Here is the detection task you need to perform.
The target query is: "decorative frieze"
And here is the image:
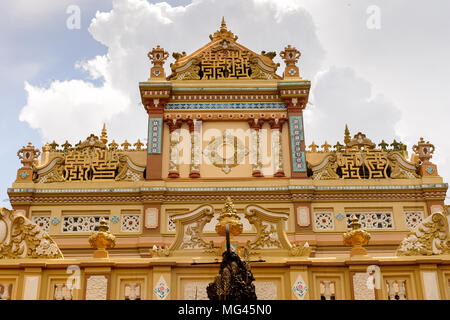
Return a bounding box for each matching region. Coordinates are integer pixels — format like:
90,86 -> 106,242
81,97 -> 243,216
289,116 -> 306,172
62,215 -> 109,233
345,212 -> 393,230
148,118 -> 162,154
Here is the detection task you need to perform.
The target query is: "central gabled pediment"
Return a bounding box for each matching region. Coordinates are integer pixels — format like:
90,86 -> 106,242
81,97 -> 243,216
168,18 -> 281,81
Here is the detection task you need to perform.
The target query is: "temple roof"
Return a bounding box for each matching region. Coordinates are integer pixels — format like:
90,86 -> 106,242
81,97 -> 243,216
167,17 -> 281,81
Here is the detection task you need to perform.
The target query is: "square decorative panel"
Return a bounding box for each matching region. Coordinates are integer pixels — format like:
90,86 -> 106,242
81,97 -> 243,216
120,214 -> 141,233
32,215 -> 50,233
404,211 -> 424,230
314,212 -> 334,231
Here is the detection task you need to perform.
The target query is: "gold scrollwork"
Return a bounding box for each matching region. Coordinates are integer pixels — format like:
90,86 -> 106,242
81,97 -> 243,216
0,208 -> 63,259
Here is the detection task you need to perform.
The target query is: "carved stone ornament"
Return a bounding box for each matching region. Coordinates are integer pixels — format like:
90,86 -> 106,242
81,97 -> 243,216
396,211 -> 449,256
33,130 -> 145,183
203,130 -> 249,174
309,137 -> 419,180
0,207 -> 63,259
168,18 -> 281,81
17,142 -> 40,168
168,205 -> 218,255
244,205 -> 310,256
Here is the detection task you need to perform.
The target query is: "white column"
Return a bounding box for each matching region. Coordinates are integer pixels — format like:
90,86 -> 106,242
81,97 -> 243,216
187,119 -> 202,178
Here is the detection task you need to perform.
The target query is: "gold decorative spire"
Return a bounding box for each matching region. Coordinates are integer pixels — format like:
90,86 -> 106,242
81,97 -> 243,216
215,196 -> 243,237
220,16 -> 227,31
88,218 -> 115,258
343,215 -> 371,257
308,141 -> 318,152
344,124 -> 351,145
100,123 -> 108,145
209,17 -> 238,41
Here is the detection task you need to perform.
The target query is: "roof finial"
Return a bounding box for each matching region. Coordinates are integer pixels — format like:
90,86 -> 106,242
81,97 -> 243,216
344,124 -> 351,145
221,16 -> 227,31
100,123 -> 108,145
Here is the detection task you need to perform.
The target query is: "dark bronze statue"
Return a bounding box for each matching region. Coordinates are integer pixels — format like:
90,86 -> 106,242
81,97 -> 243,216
207,225 -> 257,300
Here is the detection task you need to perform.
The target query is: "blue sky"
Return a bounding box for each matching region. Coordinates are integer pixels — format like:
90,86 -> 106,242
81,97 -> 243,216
1,0 -> 450,206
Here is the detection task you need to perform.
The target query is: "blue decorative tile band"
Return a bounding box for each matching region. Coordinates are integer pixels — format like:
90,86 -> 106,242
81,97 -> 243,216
165,102 -> 286,110
148,118 -> 162,154
289,116 -> 306,172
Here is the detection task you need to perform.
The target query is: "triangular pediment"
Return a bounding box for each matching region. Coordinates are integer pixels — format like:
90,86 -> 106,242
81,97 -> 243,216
168,18 -> 281,81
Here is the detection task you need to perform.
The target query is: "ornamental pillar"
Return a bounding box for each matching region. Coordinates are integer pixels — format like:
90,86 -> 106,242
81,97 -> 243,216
16,142 -> 40,182
247,118 -> 265,177
187,119 -> 202,178
145,98 -> 167,180
166,119 -> 183,178
284,97 -> 308,178
269,118 -> 286,177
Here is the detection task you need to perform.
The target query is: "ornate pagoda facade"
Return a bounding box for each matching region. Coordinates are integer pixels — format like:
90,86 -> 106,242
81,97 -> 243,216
1,19 -> 449,301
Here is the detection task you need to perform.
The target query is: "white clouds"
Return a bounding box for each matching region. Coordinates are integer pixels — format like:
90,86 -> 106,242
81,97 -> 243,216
16,0 -> 450,192
19,0 -> 324,143
305,66 -> 402,146
19,80 -> 129,142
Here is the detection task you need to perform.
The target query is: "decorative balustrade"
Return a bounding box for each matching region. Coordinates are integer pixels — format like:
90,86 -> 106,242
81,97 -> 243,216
386,279 -> 407,300
124,283 -> 141,300
320,281 -> 336,300
53,283 -> 73,300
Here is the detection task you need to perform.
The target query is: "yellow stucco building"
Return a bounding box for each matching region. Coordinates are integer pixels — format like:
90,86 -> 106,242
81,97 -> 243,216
1,19 -> 449,301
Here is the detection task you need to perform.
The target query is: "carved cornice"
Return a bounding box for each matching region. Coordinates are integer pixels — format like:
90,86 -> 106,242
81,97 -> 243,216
8,183 -> 448,204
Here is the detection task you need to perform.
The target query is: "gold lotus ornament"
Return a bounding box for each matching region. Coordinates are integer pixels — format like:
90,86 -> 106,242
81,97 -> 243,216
216,197 -> 243,237
343,215 -> 371,257
88,218 -> 116,258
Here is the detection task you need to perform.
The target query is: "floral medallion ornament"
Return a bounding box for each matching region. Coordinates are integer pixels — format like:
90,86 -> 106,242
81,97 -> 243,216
111,215 -> 119,224
51,217 -> 60,225
153,275 -> 170,300
292,275 -> 308,300
203,130 -> 249,174
336,212 -> 344,221
20,171 -> 29,179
